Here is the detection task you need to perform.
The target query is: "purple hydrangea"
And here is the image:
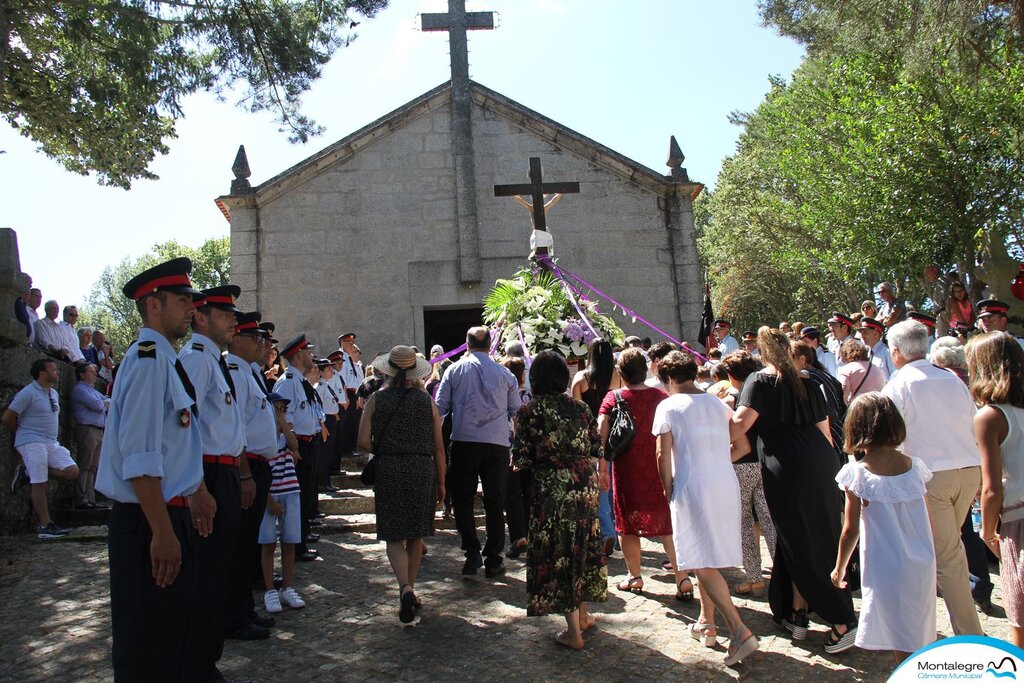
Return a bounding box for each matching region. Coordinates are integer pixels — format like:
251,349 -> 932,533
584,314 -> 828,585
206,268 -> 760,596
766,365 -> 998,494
563,321 -> 585,343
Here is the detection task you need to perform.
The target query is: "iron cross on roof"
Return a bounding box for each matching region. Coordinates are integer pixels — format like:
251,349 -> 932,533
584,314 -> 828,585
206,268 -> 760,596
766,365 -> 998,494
494,157 -> 580,257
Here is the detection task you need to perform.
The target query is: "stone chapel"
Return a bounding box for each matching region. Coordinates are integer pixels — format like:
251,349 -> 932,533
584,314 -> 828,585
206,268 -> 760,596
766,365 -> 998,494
217,2 -> 704,357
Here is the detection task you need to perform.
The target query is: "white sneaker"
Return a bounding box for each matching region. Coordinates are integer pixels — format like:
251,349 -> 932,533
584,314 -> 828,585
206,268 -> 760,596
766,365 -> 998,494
279,587 -> 305,609
264,589 -> 283,613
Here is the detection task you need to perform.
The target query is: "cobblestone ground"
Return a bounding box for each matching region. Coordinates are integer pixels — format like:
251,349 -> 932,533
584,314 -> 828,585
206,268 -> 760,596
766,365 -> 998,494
0,529 -> 1011,682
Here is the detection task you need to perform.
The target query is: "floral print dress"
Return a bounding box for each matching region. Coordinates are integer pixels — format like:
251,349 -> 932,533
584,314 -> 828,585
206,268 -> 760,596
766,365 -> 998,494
513,394 -> 608,616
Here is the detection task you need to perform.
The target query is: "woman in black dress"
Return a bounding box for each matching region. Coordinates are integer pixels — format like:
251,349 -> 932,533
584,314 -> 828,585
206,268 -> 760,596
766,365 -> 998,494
732,328 -> 858,654
357,346 -> 446,624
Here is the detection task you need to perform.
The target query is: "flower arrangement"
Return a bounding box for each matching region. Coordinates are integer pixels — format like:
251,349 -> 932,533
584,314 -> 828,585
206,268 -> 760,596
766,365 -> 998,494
483,266 -> 625,358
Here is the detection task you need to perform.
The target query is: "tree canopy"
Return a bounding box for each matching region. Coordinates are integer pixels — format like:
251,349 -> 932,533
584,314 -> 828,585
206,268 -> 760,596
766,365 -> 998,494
80,236 -> 230,354
0,0 -> 386,188
699,1 -> 1024,328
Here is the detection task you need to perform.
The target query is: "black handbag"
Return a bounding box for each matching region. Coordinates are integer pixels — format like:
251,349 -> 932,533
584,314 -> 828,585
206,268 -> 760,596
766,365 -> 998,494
360,389 -> 410,486
605,389 -> 636,461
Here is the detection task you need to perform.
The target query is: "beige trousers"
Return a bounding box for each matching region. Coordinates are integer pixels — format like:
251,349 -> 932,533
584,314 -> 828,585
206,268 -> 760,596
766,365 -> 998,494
927,466 -> 983,635
73,424 -> 102,506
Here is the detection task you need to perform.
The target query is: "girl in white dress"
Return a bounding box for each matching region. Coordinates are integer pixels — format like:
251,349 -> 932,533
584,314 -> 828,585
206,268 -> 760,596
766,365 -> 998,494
832,392 -> 936,662
653,351 -> 759,666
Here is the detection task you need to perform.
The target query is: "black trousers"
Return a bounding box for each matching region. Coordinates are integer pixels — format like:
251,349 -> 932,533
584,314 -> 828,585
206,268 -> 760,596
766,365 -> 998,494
294,438 -> 316,552
227,456 -> 271,630
504,465 -> 532,543
317,415 -> 340,488
187,462 -> 241,681
339,391 -> 361,454
109,502 -> 197,683
448,441 -> 509,565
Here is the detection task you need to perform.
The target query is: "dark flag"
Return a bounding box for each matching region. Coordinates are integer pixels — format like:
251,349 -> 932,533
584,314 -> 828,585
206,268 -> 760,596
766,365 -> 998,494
698,284 -> 717,351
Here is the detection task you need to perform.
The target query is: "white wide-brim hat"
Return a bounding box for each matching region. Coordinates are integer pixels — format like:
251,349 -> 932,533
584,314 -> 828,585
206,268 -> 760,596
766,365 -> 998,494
371,345 -> 432,381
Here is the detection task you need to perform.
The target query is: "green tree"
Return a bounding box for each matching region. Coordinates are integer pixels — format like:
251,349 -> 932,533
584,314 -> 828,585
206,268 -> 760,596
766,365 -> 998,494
80,236 -> 230,355
700,47 -> 1024,326
1,0 -> 386,189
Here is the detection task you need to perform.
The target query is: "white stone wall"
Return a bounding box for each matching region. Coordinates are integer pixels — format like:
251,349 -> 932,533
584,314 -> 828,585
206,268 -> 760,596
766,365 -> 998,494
231,95 -> 701,358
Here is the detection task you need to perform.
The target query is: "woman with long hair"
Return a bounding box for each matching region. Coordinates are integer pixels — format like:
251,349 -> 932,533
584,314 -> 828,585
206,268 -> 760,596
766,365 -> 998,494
946,281 -> 975,330
968,332 -> 1024,646
732,327 -> 858,654
572,339 -> 623,555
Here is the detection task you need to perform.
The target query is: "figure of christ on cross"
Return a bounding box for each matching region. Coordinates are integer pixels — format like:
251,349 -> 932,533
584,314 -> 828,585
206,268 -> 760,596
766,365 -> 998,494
494,156 -> 580,258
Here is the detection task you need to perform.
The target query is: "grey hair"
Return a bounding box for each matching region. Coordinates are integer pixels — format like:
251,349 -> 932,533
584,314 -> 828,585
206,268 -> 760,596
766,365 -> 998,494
77,327 -> 93,338
504,340 -> 525,357
888,320 -> 929,360
930,336 -> 966,370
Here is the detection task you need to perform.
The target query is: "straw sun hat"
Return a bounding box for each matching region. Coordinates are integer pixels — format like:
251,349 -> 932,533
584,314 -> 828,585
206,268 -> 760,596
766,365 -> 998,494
371,345 -> 432,381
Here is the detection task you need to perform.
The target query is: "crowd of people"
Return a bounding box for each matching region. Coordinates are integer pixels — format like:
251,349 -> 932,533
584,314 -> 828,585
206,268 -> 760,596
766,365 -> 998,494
5,257 -> 1024,679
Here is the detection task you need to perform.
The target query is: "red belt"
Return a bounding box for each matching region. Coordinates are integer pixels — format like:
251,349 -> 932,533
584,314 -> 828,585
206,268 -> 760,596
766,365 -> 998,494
167,496 -> 190,508
244,451 -> 265,461
295,435 -> 314,442
202,455 -> 239,466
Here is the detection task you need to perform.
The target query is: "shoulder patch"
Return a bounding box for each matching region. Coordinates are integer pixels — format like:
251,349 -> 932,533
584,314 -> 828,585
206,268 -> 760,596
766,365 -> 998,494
137,341 -> 157,359
285,371 -> 294,379
228,363 -> 238,370
191,342 -> 205,351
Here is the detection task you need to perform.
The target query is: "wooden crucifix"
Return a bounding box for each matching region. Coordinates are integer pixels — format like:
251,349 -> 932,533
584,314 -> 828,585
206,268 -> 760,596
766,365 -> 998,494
494,157 -> 580,258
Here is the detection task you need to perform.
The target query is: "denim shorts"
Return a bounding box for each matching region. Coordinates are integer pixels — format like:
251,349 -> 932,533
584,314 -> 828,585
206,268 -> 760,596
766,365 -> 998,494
258,491 -> 301,544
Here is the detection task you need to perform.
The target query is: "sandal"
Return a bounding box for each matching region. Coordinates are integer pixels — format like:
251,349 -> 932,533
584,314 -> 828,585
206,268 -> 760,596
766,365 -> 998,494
783,608 -> 808,640
675,577 -> 694,602
823,623 -> 858,654
689,621 -> 717,647
399,585 -> 416,624
616,576 -> 644,593
725,629 -> 759,666
733,581 -> 766,597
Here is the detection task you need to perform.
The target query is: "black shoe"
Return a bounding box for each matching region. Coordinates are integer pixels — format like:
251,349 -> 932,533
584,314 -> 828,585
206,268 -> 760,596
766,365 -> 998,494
318,485 -> 339,493
309,518 -> 324,527
296,549 -> 319,562
224,623 -> 270,640
313,511 -> 327,519
485,562 -> 506,578
462,554 -> 483,575
250,614 -> 275,628
304,533 -> 320,544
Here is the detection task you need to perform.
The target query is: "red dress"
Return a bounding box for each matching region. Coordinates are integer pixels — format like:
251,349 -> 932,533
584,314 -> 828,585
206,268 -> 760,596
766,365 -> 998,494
599,387 -> 673,536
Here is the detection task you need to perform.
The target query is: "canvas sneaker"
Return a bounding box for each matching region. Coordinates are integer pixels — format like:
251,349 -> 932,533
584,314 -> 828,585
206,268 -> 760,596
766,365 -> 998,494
11,463 -> 28,495
279,587 -> 305,609
263,589 -> 283,614
37,522 -> 69,540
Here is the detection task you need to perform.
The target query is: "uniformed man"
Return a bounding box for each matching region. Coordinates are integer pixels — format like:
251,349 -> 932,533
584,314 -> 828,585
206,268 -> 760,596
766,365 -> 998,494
315,357 -> 345,494
325,349 -> 350,477
908,311 -> 939,355
826,312 -> 859,370
274,334 -> 323,562
858,317 -> 894,379
96,257 -> 216,682
337,332 -> 363,455
712,319 -> 739,354
223,312 -> 280,641
740,330 -> 758,355
799,326 -> 837,376
178,286 -> 257,682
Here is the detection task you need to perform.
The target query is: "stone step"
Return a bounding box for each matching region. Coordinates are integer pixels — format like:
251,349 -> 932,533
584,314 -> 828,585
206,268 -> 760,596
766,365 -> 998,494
330,471 -> 364,488
318,512 -> 485,535
317,489 -> 375,515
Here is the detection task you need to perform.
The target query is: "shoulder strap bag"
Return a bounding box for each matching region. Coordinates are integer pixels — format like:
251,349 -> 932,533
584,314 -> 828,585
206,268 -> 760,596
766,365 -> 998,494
605,389 -> 637,462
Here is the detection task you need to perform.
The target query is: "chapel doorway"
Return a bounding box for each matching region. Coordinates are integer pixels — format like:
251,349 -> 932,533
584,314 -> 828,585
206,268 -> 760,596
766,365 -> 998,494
423,306 -> 484,357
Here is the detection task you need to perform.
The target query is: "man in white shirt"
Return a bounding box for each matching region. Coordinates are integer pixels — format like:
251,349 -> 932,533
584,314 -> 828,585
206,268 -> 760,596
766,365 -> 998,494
882,320 -> 983,636
33,300 -> 65,359
858,317 -> 893,379
825,312 -> 858,370
713,319 -> 739,354
57,305 -> 86,364
25,287 -> 41,345
799,327 -> 836,376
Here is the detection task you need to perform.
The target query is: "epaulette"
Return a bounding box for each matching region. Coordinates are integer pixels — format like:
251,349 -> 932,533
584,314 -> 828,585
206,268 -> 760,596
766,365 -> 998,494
137,341 -> 157,359
191,342 -> 205,351
228,363 -> 238,370
285,371 -> 294,379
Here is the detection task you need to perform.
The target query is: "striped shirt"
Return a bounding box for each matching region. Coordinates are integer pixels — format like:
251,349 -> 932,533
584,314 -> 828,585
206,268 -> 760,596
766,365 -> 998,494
267,450 -> 300,495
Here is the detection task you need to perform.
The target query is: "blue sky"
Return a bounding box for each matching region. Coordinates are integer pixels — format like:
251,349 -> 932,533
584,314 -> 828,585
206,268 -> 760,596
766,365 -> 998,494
0,0 -> 804,311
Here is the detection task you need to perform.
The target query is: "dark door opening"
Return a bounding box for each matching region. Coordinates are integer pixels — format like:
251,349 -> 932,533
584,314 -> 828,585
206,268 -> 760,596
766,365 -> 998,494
424,306 -> 484,357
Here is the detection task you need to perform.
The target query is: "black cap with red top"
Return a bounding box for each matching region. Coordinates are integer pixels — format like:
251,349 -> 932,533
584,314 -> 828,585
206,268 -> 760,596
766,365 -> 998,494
122,257 -> 204,302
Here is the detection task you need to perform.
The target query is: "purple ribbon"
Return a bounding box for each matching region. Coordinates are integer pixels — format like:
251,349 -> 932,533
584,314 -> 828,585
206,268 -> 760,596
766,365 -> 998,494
538,255 -> 708,364
429,343 -> 467,365
516,324 -> 532,367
